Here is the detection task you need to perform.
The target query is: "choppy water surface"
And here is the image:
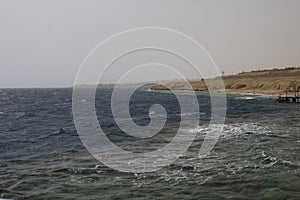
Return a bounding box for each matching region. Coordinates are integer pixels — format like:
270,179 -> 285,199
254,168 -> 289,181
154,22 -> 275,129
0,89 -> 299,199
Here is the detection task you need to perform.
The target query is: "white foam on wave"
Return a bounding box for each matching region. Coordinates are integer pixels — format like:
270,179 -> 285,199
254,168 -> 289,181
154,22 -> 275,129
15,112 -> 25,117
149,111 -> 156,115
234,93 -> 277,100
260,151 -> 295,168
178,112 -> 205,116
188,123 -> 271,138
258,94 -> 277,98
235,96 -> 256,100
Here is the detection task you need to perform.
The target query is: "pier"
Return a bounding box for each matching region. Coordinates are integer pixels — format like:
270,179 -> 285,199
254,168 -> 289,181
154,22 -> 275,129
276,87 -> 300,103
277,96 -> 300,103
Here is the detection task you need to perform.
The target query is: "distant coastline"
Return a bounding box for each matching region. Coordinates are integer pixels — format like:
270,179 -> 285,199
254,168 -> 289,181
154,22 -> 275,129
149,67 -> 300,95
75,67 -> 300,96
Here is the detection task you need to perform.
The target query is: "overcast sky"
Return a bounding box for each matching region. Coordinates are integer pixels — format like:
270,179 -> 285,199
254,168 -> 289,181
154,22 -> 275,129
0,0 -> 299,88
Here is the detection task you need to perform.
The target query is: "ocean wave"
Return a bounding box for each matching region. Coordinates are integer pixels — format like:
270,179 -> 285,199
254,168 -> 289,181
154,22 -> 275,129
235,96 -> 256,100
188,123 -> 271,138
234,94 -> 277,100
0,112 -> 25,117
177,112 -> 205,116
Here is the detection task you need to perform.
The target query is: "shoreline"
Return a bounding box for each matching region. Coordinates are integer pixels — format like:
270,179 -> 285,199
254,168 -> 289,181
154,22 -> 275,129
150,67 -> 300,96
223,89 -> 280,96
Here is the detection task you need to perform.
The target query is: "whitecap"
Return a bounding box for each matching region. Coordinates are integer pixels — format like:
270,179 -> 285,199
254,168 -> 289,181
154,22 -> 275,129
258,94 -> 277,98
235,96 -> 256,100
178,112 -> 203,116
149,111 -> 156,115
281,160 -> 293,165
187,123 -> 271,138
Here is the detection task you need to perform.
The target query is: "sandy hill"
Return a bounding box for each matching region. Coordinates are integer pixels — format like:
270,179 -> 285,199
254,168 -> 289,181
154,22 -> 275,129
151,67 -> 300,95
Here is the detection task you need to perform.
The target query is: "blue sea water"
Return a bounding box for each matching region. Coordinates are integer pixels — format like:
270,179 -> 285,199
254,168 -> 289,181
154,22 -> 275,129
0,88 -> 299,199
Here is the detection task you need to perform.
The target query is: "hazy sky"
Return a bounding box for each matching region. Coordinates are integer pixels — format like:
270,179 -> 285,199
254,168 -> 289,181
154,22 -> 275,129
0,0 -> 299,87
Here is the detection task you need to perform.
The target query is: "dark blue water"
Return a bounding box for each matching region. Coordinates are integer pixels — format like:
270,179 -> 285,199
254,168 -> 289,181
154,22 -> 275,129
0,88 -> 299,199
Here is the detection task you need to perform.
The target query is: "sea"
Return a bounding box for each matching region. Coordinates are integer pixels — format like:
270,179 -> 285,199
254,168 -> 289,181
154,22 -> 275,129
0,88 -> 299,199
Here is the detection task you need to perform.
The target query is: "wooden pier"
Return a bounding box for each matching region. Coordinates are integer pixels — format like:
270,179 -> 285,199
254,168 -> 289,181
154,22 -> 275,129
277,96 -> 300,103
276,87 -> 300,103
